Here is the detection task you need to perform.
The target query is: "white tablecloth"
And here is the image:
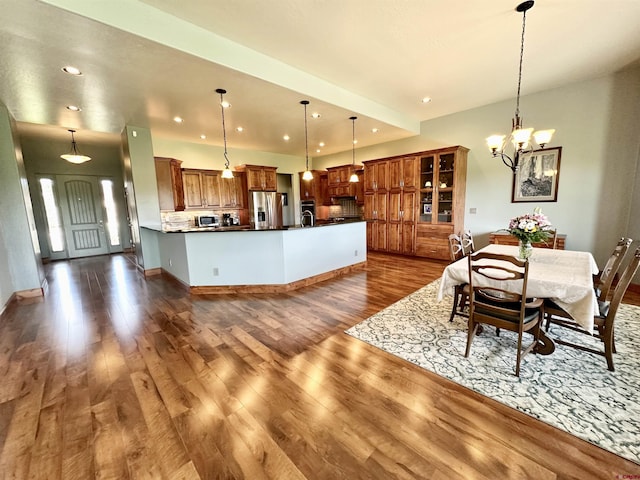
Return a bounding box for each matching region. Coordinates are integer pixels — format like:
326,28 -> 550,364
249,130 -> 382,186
437,244 -> 600,331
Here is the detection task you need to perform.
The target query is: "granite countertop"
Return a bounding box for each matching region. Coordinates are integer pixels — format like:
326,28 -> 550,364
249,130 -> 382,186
142,219 -> 364,233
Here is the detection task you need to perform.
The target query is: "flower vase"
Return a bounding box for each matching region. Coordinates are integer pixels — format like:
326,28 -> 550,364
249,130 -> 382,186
518,240 -> 533,260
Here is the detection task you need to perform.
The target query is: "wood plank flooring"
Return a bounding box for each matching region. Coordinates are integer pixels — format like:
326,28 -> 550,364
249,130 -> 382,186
0,251 -> 639,479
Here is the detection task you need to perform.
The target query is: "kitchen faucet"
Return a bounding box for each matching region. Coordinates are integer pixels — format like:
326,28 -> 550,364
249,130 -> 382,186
301,210 -> 314,227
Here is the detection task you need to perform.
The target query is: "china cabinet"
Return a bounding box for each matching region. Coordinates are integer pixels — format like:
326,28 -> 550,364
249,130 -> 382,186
416,146 -> 468,259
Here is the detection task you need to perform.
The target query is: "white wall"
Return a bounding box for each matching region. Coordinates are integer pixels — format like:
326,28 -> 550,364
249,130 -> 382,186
0,104 -> 44,303
315,70 -> 640,268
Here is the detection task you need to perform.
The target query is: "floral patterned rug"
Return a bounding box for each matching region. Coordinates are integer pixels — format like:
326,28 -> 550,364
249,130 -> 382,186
345,279 -> 640,465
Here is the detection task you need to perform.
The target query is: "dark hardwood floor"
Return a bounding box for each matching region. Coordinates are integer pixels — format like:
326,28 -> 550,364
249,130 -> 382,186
0,251 -> 639,479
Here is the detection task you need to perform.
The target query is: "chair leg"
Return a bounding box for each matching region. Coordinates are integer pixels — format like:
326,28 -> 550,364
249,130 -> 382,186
449,286 -> 460,322
465,319 -> 478,358
602,325 -> 615,371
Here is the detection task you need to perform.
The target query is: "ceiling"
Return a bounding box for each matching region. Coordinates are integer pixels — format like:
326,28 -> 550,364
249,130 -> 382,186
3,0 -> 640,157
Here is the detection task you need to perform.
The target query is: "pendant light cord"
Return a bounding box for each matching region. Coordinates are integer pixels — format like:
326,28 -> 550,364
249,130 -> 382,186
351,116 -> 357,166
301,100 -> 310,170
218,89 -> 230,168
514,8 -> 528,122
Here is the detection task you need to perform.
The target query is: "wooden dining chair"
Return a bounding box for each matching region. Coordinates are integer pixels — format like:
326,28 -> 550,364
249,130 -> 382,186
594,237 -> 633,302
546,228 -> 558,249
461,229 -> 475,256
466,251 -> 543,376
545,247 -> 640,371
447,234 -> 470,322
448,233 -> 464,262
544,237 -> 633,329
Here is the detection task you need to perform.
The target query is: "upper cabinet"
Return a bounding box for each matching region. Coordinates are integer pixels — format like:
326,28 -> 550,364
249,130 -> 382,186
154,157 -> 185,211
220,174 -> 246,208
326,164 -> 362,198
182,169 -> 221,209
237,165 -> 277,191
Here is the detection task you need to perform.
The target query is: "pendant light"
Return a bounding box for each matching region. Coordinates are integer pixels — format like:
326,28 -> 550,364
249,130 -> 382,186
60,129 -> 91,164
216,88 -> 234,179
348,116 -> 359,183
486,0 -> 555,173
300,100 -> 313,181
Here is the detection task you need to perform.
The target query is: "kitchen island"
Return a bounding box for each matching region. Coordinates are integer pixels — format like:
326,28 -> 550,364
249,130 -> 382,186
141,221 -> 366,293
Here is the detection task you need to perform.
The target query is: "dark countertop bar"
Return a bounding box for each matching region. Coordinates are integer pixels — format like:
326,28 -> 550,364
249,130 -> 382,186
143,218 -> 364,233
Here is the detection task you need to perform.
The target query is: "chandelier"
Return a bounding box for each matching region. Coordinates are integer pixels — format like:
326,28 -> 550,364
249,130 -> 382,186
216,88 -> 234,179
60,129 -> 91,164
486,0 -> 554,173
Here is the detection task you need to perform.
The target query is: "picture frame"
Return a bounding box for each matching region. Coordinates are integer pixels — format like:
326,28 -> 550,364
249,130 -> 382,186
423,203 -> 432,214
512,146 -> 562,203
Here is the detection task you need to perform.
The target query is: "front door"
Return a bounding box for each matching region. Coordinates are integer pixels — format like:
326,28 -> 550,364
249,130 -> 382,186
58,175 -> 110,258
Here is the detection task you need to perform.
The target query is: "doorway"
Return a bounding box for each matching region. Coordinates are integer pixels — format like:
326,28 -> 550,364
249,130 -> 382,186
38,174 -> 124,259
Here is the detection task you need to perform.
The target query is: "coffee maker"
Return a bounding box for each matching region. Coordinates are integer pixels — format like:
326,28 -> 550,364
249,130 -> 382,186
222,213 -> 233,226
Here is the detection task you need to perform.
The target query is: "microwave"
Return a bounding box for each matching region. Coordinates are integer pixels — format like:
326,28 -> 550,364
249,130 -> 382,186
195,215 -> 219,227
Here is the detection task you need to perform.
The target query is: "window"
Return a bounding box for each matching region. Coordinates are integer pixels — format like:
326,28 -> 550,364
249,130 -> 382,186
100,179 -> 120,246
39,178 -> 65,252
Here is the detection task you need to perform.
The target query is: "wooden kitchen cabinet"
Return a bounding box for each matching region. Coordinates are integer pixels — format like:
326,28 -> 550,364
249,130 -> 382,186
154,157 -> 185,211
364,191 -> 388,251
355,169 -> 364,205
220,173 -> 246,208
299,170 -> 327,203
364,154 -> 418,255
238,165 -> 277,191
326,164 -> 362,198
364,146 -> 467,259
182,169 -> 221,209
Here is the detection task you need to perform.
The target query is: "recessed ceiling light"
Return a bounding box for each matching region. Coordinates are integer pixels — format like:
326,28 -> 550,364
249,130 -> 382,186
421,97 -> 432,104
236,126 -> 243,132
316,149 -> 321,153
66,105 -> 81,111
353,139 -> 358,145
283,135 -> 290,141
173,116 -> 183,123
319,142 -> 325,147
371,128 -> 379,133
200,134 -> 206,139
62,66 -> 82,76
311,112 -> 321,118
221,101 -> 231,108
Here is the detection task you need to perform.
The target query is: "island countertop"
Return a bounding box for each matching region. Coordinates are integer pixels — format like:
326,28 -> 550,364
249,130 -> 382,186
142,218 -> 364,233
141,220 -> 367,293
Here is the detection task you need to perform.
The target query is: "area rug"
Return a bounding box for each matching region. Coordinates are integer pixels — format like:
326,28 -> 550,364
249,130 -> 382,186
345,279 -> 640,464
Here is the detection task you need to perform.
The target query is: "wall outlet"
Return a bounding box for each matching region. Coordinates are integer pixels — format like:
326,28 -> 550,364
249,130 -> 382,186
469,207 -> 477,214
354,249 -> 358,257
169,258 -> 172,266
213,267 -> 219,276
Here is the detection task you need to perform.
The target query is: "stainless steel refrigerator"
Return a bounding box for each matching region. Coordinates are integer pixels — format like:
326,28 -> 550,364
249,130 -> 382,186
249,191 -> 283,229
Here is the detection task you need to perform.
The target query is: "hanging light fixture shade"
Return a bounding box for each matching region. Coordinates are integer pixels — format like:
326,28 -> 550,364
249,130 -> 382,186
300,100 -> 313,181
486,0 -> 555,173
60,129 -> 91,164
216,88 -> 234,179
348,116 -> 359,183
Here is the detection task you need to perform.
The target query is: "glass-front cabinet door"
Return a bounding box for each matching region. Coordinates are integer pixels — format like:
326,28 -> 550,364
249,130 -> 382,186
419,151 -> 455,225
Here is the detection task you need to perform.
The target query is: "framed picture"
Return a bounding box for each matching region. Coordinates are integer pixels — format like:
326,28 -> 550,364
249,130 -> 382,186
423,203 -> 432,214
512,146 -> 562,203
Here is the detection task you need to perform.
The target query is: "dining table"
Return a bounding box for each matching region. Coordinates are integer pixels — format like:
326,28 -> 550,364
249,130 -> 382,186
437,244 -> 600,354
